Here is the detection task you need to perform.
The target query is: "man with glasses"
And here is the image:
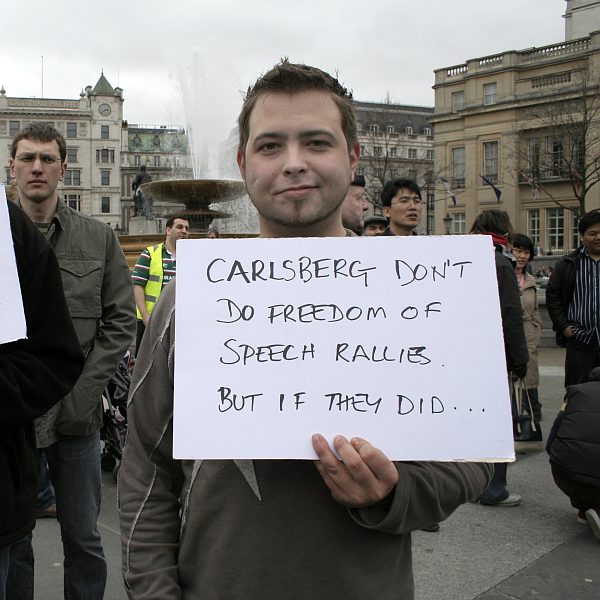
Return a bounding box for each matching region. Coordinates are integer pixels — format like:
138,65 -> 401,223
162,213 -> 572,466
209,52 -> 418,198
8,123 -> 135,600
380,178 -> 423,236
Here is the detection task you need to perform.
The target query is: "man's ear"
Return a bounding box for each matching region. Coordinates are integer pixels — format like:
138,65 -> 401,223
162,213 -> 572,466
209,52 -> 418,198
59,161 -> 67,182
9,158 -> 15,178
236,148 -> 246,182
383,205 -> 391,219
349,142 -> 360,175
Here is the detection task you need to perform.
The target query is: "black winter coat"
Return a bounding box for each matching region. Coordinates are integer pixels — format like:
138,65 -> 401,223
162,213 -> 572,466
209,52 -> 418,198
0,201 -> 84,547
545,248 -> 581,347
548,367 -> 600,489
494,245 -> 529,377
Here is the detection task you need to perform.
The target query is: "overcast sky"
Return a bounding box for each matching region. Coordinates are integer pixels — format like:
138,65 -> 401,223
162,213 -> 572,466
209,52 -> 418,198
2,0 -> 567,145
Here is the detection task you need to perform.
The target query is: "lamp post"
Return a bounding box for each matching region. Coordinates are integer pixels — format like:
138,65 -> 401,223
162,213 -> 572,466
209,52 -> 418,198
443,213 -> 453,235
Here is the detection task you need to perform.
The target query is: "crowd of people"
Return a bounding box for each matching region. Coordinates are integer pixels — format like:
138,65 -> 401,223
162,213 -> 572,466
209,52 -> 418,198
2,60 -> 599,600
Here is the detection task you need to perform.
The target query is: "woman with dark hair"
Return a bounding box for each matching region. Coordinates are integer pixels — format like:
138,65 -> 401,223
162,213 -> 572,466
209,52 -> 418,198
470,210 -> 529,506
511,233 -> 542,420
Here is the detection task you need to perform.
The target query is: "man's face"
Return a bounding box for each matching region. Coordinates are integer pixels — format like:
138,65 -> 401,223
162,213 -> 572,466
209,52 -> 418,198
341,185 -> 369,233
581,222 -> 600,258
363,222 -> 387,236
237,90 -> 359,237
383,187 -> 422,235
9,139 -> 65,205
166,219 -> 190,246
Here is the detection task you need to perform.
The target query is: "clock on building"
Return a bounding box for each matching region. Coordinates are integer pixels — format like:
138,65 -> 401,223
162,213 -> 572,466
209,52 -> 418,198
98,103 -> 111,116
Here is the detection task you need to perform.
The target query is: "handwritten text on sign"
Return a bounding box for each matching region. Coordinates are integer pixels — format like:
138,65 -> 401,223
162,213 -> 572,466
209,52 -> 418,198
174,235 -> 514,461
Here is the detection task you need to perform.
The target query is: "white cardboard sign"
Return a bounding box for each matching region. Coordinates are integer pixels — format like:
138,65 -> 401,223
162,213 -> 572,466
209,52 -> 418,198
174,235 -> 515,462
0,186 -> 27,344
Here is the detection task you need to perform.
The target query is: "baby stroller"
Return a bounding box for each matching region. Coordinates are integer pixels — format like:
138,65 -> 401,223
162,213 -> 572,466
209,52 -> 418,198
100,353 -> 132,481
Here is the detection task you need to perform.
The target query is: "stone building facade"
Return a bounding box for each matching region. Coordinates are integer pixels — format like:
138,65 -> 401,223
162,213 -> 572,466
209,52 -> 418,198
354,101 -> 434,233
0,73 -> 192,233
430,30 -> 600,246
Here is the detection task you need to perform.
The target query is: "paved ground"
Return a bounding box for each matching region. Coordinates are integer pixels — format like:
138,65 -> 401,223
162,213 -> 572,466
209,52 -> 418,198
31,346 -> 599,599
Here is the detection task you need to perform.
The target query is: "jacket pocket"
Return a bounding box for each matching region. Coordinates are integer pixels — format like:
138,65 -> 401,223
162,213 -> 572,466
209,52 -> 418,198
58,258 -> 103,318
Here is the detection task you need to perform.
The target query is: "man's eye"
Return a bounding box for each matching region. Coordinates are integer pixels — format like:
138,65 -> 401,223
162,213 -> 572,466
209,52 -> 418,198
308,140 -> 329,148
259,142 -> 280,152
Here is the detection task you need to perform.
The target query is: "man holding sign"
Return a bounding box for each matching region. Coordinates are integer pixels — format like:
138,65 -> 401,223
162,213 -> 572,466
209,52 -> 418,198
120,61 -> 492,600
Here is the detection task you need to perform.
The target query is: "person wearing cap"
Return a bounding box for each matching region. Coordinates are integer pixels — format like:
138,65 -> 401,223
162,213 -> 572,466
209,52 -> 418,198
547,208 -> 600,387
341,173 -> 369,234
380,178 -> 422,236
363,215 -> 388,236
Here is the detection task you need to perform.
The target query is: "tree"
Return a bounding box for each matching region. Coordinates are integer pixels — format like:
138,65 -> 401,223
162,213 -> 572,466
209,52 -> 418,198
517,69 -> 600,217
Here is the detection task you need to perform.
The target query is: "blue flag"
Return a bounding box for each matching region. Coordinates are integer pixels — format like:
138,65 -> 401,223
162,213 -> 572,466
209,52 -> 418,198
480,175 -> 502,202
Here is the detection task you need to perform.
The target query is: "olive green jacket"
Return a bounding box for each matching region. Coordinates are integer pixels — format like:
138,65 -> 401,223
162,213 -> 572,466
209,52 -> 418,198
40,199 -> 135,436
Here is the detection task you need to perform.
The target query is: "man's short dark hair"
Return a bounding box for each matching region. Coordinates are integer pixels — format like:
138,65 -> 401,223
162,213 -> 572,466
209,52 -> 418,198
380,178 -> 421,207
469,209 -> 513,236
511,233 -> 535,262
166,213 -> 189,229
11,123 -> 67,162
578,209 -> 600,235
237,59 -> 356,154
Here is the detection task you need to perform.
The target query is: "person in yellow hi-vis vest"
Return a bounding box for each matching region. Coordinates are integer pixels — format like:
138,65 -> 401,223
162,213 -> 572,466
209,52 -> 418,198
131,213 -> 189,354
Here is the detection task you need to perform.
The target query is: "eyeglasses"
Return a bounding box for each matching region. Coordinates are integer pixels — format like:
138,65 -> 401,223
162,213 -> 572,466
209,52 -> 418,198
391,195 -> 422,206
15,153 -> 62,165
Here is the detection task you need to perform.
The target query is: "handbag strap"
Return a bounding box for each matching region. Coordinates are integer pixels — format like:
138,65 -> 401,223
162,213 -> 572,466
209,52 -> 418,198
518,380 -> 539,432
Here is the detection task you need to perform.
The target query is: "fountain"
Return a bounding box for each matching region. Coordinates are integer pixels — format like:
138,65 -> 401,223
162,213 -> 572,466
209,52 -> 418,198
139,178 -> 247,232
123,49 -> 257,246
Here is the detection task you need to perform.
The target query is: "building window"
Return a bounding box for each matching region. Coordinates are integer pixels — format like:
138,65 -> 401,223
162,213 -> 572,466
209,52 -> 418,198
408,148 -> 418,159
387,125 -> 395,133
427,149 -> 434,160
546,137 -> 564,178
451,146 -> 466,188
424,127 -> 432,137
528,209 -> 540,246
453,212 -> 466,235
370,124 -> 379,133
373,146 -> 383,157
101,125 -> 109,140
154,155 -> 161,167
374,167 -> 384,178
134,154 -> 141,167
451,91 -> 465,112
64,169 -> 81,186
96,149 -> 115,163
63,194 -> 81,211
483,141 -> 499,183
357,122 -> 362,132
390,168 -> 398,179
9,120 -> 20,137
388,147 -> 397,158
101,170 -> 110,185
483,82 -> 497,106
101,197 -> 111,213
546,208 -> 564,251
66,122 -> 77,139
408,169 -> 417,181
66,148 -> 78,163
